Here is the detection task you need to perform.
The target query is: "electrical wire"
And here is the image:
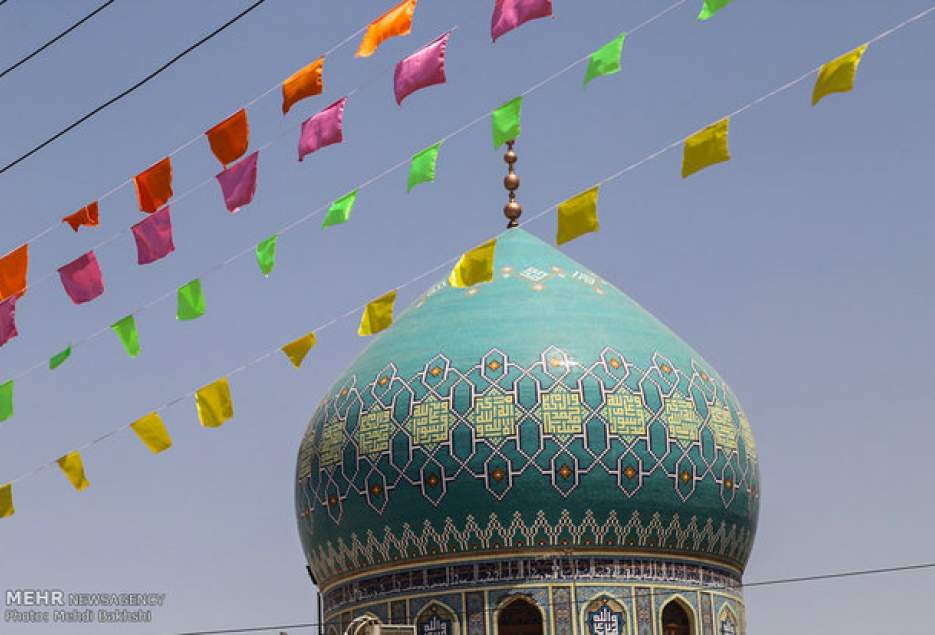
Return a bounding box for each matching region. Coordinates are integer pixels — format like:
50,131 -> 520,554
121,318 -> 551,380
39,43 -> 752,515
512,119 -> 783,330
0,0 -> 116,80
0,0 -> 268,176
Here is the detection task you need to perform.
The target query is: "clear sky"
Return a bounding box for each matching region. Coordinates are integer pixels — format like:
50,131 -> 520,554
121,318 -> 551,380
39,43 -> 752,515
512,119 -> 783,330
1,1 -> 933,633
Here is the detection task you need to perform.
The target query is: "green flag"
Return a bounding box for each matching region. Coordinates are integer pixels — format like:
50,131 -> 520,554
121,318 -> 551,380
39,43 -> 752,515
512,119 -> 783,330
49,346 -> 71,370
492,96 -> 522,149
585,32 -> 626,86
322,190 -> 358,229
177,279 -> 205,321
111,315 -> 140,358
698,0 -> 733,20
0,380 -> 12,422
407,142 -> 442,192
256,235 -> 278,277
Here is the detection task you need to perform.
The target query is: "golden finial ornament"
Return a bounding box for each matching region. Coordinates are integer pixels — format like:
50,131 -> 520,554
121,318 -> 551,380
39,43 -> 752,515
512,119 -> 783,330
503,140 -> 521,228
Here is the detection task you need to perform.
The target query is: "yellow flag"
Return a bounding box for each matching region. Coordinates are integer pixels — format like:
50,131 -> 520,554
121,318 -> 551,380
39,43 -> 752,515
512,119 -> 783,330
282,332 -> 317,368
812,44 -> 868,106
195,377 -> 233,428
449,239 -> 497,288
556,186 -> 600,246
130,412 -> 173,454
358,290 -> 397,336
0,483 -> 13,518
682,118 -> 731,178
57,451 -> 89,491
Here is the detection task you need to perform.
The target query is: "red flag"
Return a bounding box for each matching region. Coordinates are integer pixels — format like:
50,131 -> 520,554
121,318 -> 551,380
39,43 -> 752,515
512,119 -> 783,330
0,244 -> 28,300
0,296 -> 17,347
62,201 -> 99,232
133,157 -> 173,213
205,109 -> 249,167
58,251 -> 104,304
394,32 -> 450,105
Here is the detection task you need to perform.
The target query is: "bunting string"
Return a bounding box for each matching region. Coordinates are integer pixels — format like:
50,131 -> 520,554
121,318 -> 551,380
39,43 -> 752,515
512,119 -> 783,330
4,0 -> 934,495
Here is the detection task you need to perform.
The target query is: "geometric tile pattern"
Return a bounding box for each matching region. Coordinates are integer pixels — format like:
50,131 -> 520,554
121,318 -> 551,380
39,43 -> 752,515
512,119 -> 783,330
708,405 -> 737,451
602,393 -> 650,439
536,386 -> 588,440
356,408 -> 393,456
472,391 -> 517,442
664,395 -> 704,445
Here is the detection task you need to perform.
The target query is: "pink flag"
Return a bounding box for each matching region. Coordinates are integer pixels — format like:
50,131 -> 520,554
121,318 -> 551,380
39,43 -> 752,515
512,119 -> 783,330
491,0 -> 552,42
394,32 -> 450,105
0,295 -> 17,347
216,151 -> 259,213
58,251 -> 104,304
131,206 -> 175,264
298,97 -> 347,162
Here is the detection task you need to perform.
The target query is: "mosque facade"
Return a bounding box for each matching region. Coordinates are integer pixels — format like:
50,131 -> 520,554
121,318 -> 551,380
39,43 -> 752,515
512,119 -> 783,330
295,228 -> 759,635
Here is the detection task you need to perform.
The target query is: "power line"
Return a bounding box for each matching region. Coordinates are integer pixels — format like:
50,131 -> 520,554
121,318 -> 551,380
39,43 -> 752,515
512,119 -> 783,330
173,561 -> 935,634
0,0 -> 268,177
0,0 -> 116,81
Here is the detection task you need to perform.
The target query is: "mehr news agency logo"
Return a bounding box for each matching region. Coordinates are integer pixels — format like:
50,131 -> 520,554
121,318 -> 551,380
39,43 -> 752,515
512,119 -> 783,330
4,589 -> 165,625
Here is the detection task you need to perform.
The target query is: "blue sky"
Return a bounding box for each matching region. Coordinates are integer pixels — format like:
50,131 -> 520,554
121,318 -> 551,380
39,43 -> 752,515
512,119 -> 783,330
1,1 -> 933,633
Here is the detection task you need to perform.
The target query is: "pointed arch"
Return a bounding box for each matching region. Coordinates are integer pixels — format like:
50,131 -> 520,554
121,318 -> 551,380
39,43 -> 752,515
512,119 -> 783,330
717,604 -> 738,635
494,594 -> 545,635
580,595 -> 627,635
659,594 -> 696,635
415,600 -> 460,635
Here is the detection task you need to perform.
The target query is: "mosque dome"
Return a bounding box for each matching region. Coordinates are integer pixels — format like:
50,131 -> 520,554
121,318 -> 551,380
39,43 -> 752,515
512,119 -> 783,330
295,228 -> 760,589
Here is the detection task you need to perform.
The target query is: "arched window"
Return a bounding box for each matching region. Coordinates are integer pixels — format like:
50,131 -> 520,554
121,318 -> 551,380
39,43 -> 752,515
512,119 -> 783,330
497,597 -> 543,635
661,599 -> 693,635
416,603 -> 458,635
719,607 -> 737,635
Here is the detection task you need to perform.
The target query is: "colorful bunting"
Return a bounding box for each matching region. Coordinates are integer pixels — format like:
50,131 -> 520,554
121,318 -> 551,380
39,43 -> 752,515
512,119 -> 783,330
57,451 -> 89,491
282,56 -> 324,114
133,157 -> 173,214
557,186 -> 600,245
407,141 -> 441,192
111,315 -> 140,358
812,44 -> 869,106
205,109 -> 249,167
449,239 -> 497,288
131,206 -> 175,265
697,0 -> 733,21
0,483 -> 12,518
492,97 -> 522,149
0,244 -> 28,300
130,412 -> 172,453
585,32 -> 626,86
358,289 -> 397,336
322,190 -> 358,229
57,251 -> 105,304
682,118 -> 731,178
0,296 -> 17,347
216,151 -> 259,213
256,235 -> 278,277
177,279 -> 205,321
298,97 -> 347,162
491,0 -> 553,42
62,201 -> 99,232
357,0 -> 417,58
394,32 -> 450,105
195,377 -> 233,428
49,346 -> 71,370
282,332 -> 317,368
0,380 -> 12,422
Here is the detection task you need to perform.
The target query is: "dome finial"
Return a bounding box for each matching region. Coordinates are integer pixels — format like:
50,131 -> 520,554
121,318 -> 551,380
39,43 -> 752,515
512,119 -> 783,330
503,140 -> 521,228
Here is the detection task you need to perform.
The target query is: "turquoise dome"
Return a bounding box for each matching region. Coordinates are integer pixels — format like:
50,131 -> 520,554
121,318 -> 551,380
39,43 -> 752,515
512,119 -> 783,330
295,229 -> 759,586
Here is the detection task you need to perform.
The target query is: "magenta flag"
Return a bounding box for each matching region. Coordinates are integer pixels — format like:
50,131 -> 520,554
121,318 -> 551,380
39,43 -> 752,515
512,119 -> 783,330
58,251 -> 104,304
298,97 -> 347,162
491,0 -> 552,42
394,32 -> 450,105
216,151 -> 259,213
0,295 -> 17,347
131,206 -> 175,264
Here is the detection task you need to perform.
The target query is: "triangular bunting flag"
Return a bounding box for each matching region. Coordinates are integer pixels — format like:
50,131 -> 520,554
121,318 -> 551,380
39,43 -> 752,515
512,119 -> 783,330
177,279 -> 205,321
130,412 -> 172,453
298,97 -> 347,161
407,142 -> 442,192
131,206 -> 175,265
282,332 -> 317,368
394,31 -> 450,105
111,315 -> 140,358
492,97 -> 522,149
556,186 -> 600,245
57,251 -> 105,304
256,235 -> 278,277
195,377 -> 233,428
205,109 -> 249,166
0,296 -> 17,348
282,56 -> 324,114
698,0 -> 733,21
322,190 -> 358,229
57,451 -> 89,491
0,483 -> 13,518
357,0 -> 417,58
133,157 -> 173,213
62,201 -> 99,232
812,44 -> 869,106
0,244 -> 28,300
216,151 -> 259,213
491,0 -> 553,42
682,118 -> 731,178
358,289 -> 397,336
449,239 -> 497,288
0,380 -> 12,422
49,346 -> 71,370
585,33 -> 626,86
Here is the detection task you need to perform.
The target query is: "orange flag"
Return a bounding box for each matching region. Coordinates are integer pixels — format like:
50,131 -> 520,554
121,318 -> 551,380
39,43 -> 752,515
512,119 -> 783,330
133,157 -> 173,213
205,109 -> 249,166
62,201 -> 99,232
0,244 -> 28,300
356,0 -> 417,58
282,56 -> 324,114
